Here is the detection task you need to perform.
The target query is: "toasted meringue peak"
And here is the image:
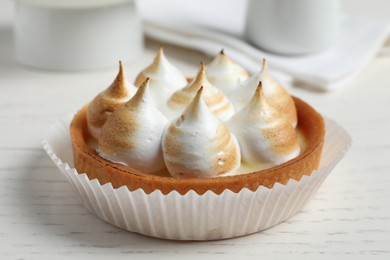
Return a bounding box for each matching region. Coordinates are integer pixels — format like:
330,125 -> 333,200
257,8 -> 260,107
106,61 -> 131,98
180,86 -> 205,121
228,83 -> 300,165
162,88 -> 241,178
133,47 -> 187,110
206,50 -> 249,95
166,62 -> 235,121
229,59 -> 298,127
245,82 -> 277,121
98,78 -> 168,173
87,61 -> 137,139
124,78 -> 151,109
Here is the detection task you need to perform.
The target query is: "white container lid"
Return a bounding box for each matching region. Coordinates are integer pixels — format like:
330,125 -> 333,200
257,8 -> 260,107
14,0 -> 144,70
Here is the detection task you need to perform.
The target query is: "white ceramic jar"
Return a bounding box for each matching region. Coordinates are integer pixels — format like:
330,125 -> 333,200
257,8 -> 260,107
245,0 -> 339,55
14,0 -> 143,70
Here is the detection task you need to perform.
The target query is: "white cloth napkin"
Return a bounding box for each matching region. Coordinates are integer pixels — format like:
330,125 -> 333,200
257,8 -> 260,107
139,0 -> 390,91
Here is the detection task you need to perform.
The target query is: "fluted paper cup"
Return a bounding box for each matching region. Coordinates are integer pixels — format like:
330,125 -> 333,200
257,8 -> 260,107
42,115 -> 351,240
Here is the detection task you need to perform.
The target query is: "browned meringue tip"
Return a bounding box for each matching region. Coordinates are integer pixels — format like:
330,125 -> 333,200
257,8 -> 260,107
136,77 -> 150,95
249,81 -> 268,108
194,86 -> 204,102
125,77 -> 150,107
106,60 -> 129,98
261,58 -> 269,72
187,63 -> 209,89
141,77 -> 150,87
197,85 -> 204,94
183,86 -> 204,119
219,49 -> 225,55
253,81 -> 264,98
255,81 -> 263,94
196,62 -> 206,78
155,46 -> 164,63
116,60 -> 125,82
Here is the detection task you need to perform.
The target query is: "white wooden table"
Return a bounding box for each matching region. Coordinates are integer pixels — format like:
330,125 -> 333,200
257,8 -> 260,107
1,1 -> 389,259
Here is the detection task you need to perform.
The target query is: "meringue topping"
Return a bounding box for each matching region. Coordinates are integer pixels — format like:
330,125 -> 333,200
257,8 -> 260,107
134,47 -> 187,111
229,59 -> 298,127
98,78 -> 168,173
206,50 -> 249,95
166,62 -> 235,121
87,61 -> 137,139
162,87 -> 241,178
228,83 -> 300,165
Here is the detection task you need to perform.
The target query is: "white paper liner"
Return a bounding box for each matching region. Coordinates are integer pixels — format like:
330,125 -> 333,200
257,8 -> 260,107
42,116 -> 351,240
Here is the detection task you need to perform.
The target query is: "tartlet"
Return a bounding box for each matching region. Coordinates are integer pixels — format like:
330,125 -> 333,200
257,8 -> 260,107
70,49 -> 325,195
42,48 -> 353,241
70,95 -> 325,195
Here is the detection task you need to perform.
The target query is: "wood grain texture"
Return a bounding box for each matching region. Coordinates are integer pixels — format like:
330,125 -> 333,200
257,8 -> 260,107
1,1 -> 390,258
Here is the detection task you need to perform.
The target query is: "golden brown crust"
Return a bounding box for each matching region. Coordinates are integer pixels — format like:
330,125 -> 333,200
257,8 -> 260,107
70,97 -> 325,195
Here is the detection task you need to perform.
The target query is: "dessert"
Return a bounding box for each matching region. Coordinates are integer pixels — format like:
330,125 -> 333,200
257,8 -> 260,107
70,49 -> 325,195
98,79 -> 168,173
42,48 -> 355,241
134,47 -> 187,113
87,61 -> 137,139
229,59 -> 298,127
228,83 -> 300,165
166,63 -> 235,121
206,50 -> 249,95
163,87 -> 240,178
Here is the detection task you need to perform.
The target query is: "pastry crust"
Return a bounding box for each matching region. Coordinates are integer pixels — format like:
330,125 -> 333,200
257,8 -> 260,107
70,97 -> 325,195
